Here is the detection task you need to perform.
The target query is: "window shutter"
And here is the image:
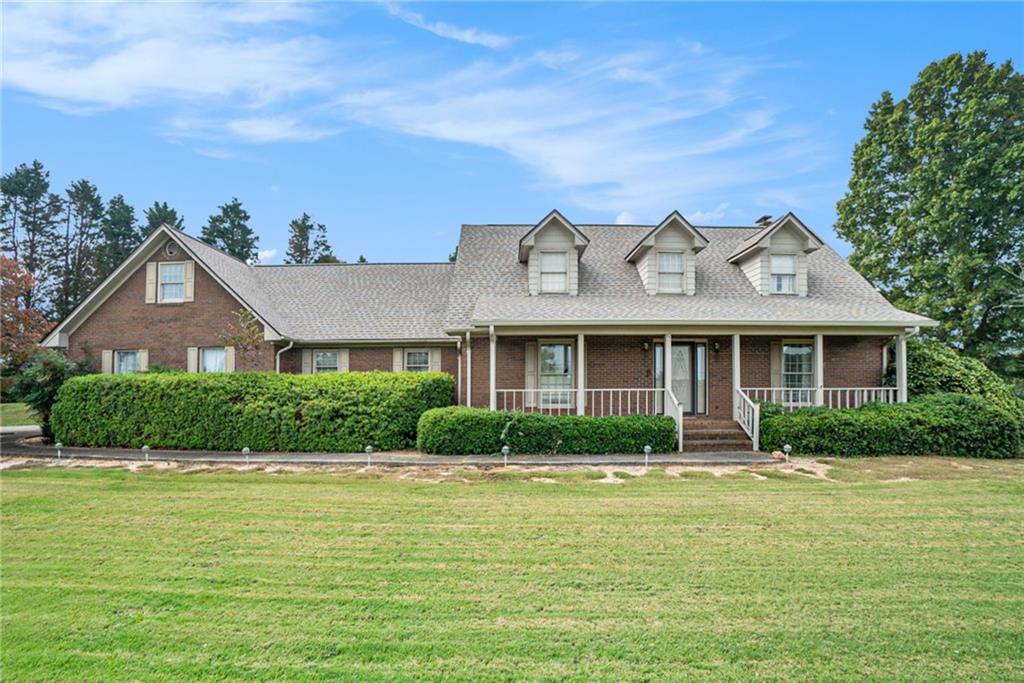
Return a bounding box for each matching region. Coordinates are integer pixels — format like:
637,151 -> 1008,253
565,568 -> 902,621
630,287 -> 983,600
525,341 -> 538,408
145,263 -> 157,303
101,350 -> 113,374
183,261 -> 195,302
138,349 -> 149,372
770,342 -> 782,388
301,349 -> 312,374
392,348 -> 404,372
339,349 -> 350,372
429,348 -> 441,372
187,347 -> 199,373
224,346 -> 235,372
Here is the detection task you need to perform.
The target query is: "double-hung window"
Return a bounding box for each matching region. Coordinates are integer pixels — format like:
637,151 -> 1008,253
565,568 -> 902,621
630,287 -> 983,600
200,347 -> 226,373
114,350 -> 139,374
540,252 -> 568,293
539,343 -> 573,408
782,342 -> 813,404
314,351 -> 339,373
159,262 -> 186,302
405,349 -> 430,372
770,255 -> 796,294
657,252 -> 684,293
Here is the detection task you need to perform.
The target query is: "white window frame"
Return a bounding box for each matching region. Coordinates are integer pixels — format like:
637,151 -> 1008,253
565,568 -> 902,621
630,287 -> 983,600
313,350 -> 340,373
781,340 -> 814,403
404,348 -> 430,372
200,346 -> 226,373
539,251 -> 568,294
114,350 -> 140,374
656,251 -> 685,293
158,262 -> 187,303
539,341 -> 574,408
770,254 -> 797,294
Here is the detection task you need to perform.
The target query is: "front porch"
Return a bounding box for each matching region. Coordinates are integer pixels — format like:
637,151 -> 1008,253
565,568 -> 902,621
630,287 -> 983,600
460,330 -> 911,452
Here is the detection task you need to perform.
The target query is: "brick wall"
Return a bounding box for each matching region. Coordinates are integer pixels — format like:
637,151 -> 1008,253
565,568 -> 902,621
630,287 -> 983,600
68,240 -> 276,371
739,335 -> 888,388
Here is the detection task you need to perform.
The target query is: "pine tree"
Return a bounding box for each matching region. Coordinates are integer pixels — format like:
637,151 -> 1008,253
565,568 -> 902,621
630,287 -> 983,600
201,198 -> 259,262
284,213 -> 335,264
95,195 -> 142,280
0,161 -> 64,312
356,255 -> 368,264
54,180 -> 104,318
144,201 -> 184,234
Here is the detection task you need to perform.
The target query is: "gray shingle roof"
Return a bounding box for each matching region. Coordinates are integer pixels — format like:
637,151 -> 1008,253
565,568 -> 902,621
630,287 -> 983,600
446,224 -> 933,329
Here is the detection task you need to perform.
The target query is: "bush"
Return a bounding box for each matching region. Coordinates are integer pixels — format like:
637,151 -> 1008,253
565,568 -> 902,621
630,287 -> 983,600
896,338 -> 1024,421
760,393 -> 1022,459
417,406 -> 678,455
13,350 -> 93,438
52,371 -> 454,452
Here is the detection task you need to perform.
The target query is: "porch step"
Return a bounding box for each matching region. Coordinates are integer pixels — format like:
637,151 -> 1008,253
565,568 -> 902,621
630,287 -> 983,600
682,418 -> 753,452
683,439 -> 757,453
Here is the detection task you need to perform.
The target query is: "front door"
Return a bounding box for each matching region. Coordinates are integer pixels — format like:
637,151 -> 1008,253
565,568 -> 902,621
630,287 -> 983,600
654,342 -> 707,415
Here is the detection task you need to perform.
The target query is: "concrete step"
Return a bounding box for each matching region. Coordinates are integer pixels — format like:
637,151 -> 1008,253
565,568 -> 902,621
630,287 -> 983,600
685,429 -> 750,441
683,439 -> 756,453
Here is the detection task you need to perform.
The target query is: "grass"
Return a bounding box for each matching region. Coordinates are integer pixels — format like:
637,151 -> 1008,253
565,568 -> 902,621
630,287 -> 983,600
2,458 -> 1022,681
0,402 -> 37,426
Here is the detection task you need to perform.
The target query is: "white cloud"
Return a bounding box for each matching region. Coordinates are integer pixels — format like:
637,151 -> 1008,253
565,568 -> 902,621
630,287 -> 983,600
257,248 -> 278,263
690,203 -> 729,223
615,212 -> 637,225
383,3 -> 512,49
226,117 -> 335,143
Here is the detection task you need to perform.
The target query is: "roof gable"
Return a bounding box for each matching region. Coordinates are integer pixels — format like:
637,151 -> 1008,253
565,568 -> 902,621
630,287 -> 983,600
727,212 -> 824,263
518,209 -> 590,262
625,211 -> 709,262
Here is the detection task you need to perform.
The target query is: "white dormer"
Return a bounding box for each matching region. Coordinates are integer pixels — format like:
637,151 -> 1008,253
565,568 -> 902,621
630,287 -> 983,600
519,210 -> 589,296
625,211 -> 709,295
727,212 -> 823,297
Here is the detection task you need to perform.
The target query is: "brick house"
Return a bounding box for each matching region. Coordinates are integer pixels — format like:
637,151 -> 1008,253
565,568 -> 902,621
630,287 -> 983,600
43,210 -> 935,451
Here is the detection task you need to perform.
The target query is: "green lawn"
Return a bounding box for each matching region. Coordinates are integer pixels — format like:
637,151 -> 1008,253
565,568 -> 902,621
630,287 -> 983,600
2,458 -> 1022,681
0,402 -> 37,426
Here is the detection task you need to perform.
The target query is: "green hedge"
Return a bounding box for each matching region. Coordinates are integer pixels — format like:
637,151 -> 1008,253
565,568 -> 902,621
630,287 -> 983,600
417,406 -> 678,455
52,371 -> 454,452
760,393 -> 1022,459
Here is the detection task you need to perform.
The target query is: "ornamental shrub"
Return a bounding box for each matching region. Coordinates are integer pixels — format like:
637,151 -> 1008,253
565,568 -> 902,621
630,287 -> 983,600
13,350 -> 94,438
417,406 -> 678,455
52,371 -> 454,452
760,393 -> 1022,459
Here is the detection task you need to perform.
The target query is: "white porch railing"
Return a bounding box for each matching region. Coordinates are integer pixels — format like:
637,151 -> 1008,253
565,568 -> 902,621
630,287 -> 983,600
741,387 -> 898,412
734,388 -> 760,452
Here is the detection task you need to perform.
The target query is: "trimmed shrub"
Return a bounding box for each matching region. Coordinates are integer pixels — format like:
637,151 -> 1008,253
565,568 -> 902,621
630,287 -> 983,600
895,339 -> 1024,421
52,371 -> 454,452
760,393 -> 1022,459
417,406 -> 678,455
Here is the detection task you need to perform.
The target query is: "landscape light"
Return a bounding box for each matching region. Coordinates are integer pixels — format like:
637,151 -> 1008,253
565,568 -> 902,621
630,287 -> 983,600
501,445 -> 510,466
365,445 -> 373,466
783,444 -> 792,462
142,444 -> 150,462
242,446 -> 250,464
55,443 -> 63,460
643,444 -> 652,468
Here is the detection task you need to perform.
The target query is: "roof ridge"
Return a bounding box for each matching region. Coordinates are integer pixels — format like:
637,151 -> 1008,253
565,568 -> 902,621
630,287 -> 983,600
254,261 -> 453,268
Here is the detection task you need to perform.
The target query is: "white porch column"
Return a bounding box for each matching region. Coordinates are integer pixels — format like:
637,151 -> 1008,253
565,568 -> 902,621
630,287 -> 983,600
576,333 -> 585,416
488,326 -> 497,411
896,333 -> 908,403
663,333 -> 673,416
732,334 -> 741,420
465,331 -> 472,407
814,333 -> 824,406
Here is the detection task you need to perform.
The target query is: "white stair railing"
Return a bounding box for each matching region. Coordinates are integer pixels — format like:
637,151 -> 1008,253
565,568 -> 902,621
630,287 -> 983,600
741,387 -> 897,412
734,388 -> 760,452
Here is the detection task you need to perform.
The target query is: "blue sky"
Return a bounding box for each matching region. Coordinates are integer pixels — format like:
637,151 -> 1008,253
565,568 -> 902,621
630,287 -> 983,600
3,2 -> 1021,263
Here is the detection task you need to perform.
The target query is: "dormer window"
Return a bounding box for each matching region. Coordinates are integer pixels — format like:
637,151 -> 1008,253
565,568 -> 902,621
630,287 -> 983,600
770,255 -> 796,294
540,251 -> 568,293
657,252 -> 684,293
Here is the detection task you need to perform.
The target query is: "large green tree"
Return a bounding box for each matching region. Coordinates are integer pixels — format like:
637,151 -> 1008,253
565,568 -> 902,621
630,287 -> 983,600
836,51 -> 1023,378
284,213 -> 336,264
54,179 -> 104,318
144,201 -> 184,234
95,195 -> 142,280
201,198 -> 259,263
0,161 -> 64,311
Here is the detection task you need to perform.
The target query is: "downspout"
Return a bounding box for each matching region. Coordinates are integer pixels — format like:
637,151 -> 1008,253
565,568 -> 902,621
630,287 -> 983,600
275,340 -> 294,373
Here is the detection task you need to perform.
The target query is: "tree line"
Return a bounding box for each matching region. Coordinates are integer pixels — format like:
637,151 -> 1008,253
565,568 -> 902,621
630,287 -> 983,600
0,160 -> 355,323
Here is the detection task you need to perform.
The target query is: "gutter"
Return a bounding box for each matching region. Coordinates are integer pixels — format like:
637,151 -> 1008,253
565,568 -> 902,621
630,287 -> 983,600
275,340 -> 294,373
468,318 -> 938,329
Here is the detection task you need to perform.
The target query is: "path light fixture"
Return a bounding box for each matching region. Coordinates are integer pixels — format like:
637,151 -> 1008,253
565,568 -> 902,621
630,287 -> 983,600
643,444 -> 652,468
55,443 -> 63,460
365,445 -> 373,467
783,444 -> 792,463
242,446 -> 250,464
142,445 -> 150,462
501,445 -> 510,467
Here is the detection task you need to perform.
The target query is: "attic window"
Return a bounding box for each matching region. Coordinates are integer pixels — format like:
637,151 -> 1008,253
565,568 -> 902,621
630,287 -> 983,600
540,252 -> 567,293
158,262 -> 186,302
657,252 -> 684,293
770,255 -> 796,294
